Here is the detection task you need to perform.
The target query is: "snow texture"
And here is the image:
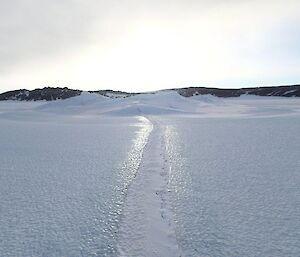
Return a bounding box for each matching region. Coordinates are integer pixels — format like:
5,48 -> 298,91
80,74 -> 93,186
0,91 -> 300,257
118,117 -> 179,257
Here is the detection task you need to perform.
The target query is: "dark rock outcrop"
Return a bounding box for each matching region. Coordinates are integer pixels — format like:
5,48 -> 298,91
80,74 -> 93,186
0,87 -> 82,101
176,85 -> 300,98
90,90 -> 139,98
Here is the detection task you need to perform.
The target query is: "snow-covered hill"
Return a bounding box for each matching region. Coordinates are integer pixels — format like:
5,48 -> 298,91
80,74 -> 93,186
0,90 -> 300,119
36,90 -> 300,118
1,84 -> 300,101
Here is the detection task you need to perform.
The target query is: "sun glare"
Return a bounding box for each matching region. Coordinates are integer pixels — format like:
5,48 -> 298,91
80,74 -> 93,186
67,24 -> 232,91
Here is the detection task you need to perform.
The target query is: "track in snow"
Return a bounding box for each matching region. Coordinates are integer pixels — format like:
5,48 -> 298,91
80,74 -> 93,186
118,116 -> 180,257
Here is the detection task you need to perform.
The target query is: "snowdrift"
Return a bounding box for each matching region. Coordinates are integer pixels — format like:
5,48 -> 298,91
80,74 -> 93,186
0,90 -> 299,119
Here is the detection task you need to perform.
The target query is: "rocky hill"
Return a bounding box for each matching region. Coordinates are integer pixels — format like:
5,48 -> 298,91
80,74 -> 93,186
176,84 -> 300,97
0,87 -> 82,101
0,84 -> 299,101
89,90 -> 139,98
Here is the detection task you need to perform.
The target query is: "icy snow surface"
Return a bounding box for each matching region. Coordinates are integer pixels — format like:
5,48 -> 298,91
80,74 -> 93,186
0,91 -> 300,257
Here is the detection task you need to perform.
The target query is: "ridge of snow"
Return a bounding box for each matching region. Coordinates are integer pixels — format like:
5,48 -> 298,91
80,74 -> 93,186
1,90 -> 299,119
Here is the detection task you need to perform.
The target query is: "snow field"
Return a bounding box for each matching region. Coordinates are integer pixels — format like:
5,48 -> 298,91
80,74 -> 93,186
0,91 -> 300,256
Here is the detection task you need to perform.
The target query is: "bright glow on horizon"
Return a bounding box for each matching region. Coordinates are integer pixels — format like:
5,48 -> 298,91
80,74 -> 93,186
1,0 -> 300,93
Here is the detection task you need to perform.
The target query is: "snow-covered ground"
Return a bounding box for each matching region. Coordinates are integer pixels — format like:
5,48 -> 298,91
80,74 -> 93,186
164,115 -> 300,257
0,91 -> 299,257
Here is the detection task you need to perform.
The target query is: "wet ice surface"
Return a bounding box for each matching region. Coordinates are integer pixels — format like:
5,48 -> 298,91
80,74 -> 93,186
0,113 -> 149,256
164,116 -> 300,257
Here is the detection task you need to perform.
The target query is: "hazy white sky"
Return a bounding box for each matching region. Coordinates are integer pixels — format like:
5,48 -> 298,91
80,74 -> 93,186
1,0 -> 300,93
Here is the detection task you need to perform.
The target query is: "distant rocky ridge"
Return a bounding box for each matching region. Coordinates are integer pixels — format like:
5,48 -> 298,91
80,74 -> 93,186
89,90 -> 139,98
0,85 -> 299,101
176,84 -> 300,97
0,87 -> 137,101
0,87 -> 81,101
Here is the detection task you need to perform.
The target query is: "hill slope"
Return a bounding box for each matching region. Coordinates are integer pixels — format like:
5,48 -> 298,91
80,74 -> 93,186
0,84 -> 299,101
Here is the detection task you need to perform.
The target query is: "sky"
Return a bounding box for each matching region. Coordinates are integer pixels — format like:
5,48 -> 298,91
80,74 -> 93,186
0,0 -> 300,93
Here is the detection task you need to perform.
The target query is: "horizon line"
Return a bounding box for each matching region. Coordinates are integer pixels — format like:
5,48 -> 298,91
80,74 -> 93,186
1,83 -> 300,95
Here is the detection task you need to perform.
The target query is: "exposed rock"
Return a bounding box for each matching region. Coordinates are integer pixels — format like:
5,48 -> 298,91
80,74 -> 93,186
0,87 -> 82,101
89,90 -> 139,98
175,85 -> 300,98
